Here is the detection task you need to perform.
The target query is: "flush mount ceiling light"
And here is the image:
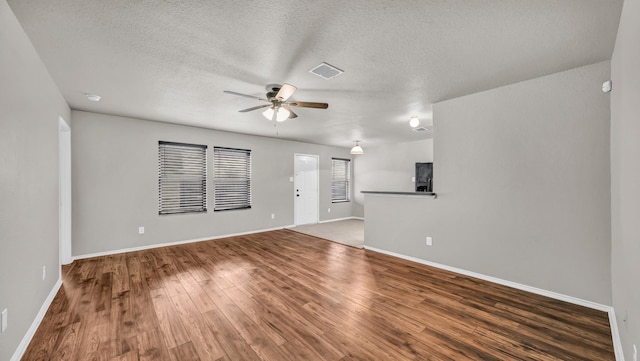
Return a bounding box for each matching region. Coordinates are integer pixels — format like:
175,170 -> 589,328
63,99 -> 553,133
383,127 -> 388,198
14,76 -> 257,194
350,140 -> 364,155
409,115 -> 420,128
85,93 -> 101,102
262,106 -> 291,122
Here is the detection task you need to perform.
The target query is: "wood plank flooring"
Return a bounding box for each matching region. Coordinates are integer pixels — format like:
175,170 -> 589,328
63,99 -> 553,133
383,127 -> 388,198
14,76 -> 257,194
22,229 -> 615,360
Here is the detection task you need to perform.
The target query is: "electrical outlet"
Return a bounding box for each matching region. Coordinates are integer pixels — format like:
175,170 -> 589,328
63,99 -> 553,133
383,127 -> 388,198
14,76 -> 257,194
1,308 -> 7,333
42,266 -> 46,280
426,237 -> 433,246
138,226 -> 144,234
328,208 -> 331,213
271,213 -> 275,219
411,176 -> 415,183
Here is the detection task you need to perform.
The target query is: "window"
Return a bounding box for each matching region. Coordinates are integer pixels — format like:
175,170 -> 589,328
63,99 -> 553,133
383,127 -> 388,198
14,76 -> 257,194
158,141 -> 207,214
214,147 -> 251,211
331,158 -> 350,202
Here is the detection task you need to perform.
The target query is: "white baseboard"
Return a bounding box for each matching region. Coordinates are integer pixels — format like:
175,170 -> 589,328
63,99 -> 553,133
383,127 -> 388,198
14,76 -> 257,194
11,278 -> 63,361
318,216 -> 364,224
608,308 -> 626,361
364,246 -> 610,310
73,225 -> 295,261
364,246 -> 625,361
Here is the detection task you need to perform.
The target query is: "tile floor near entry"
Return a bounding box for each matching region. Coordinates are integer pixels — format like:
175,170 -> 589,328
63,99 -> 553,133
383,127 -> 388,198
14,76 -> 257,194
288,219 -> 364,248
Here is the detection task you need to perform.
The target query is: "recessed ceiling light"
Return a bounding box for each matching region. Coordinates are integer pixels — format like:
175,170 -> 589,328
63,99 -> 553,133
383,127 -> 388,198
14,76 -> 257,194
85,94 -> 101,102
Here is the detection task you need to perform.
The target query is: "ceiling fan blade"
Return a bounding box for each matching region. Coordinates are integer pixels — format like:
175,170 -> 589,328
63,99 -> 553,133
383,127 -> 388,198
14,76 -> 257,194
284,106 -> 297,119
287,101 -> 329,109
275,83 -> 297,101
238,104 -> 271,112
223,90 -> 267,101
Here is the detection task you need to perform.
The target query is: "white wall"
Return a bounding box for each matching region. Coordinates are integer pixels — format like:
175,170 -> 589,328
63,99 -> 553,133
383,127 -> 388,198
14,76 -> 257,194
353,138 -> 433,217
363,61 -> 612,304
611,0 -> 640,358
71,110 -> 354,257
0,1 -> 71,359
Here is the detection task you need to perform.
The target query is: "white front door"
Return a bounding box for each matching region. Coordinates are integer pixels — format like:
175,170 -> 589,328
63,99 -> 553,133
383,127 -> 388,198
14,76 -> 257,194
294,154 -> 319,225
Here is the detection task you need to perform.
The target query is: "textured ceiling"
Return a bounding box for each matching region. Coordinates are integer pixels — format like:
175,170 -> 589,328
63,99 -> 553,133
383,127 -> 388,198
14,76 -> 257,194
8,0 -> 623,148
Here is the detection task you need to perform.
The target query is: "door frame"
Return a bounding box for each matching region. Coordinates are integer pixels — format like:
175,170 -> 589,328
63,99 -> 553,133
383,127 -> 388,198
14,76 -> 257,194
58,116 -> 72,266
293,153 -> 319,226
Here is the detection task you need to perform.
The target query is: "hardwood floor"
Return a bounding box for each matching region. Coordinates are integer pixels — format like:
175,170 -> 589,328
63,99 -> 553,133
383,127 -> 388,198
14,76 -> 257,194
22,229 -> 615,360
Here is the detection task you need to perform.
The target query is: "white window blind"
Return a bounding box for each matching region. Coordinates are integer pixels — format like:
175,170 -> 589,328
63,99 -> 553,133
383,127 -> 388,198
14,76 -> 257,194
331,158 -> 350,202
214,147 -> 251,211
158,141 -> 207,214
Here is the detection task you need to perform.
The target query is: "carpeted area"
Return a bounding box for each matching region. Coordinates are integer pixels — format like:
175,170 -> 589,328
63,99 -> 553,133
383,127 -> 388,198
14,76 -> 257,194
287,218 -> 364,248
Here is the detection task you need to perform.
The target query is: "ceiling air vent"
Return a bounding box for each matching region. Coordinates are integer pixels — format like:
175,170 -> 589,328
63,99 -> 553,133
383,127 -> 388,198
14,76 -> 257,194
412,127 -> 429,132
309,62 -> 344,80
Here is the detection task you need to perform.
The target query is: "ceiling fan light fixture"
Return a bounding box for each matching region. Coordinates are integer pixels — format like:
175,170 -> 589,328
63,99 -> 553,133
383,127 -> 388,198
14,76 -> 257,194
262,106 -> 291,122
410,115 -> 420,128
262,107 -> 275,120
276,107 -> 290,122
350,141 -> 364,155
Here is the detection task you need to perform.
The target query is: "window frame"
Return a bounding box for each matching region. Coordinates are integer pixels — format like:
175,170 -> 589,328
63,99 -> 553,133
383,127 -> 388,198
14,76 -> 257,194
158,141 -> 208,215
331,157 -> 351,203
213,146 -> 252,211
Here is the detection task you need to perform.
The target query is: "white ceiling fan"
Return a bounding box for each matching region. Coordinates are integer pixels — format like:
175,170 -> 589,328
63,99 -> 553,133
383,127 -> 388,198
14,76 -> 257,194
224,83 -> 329,122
